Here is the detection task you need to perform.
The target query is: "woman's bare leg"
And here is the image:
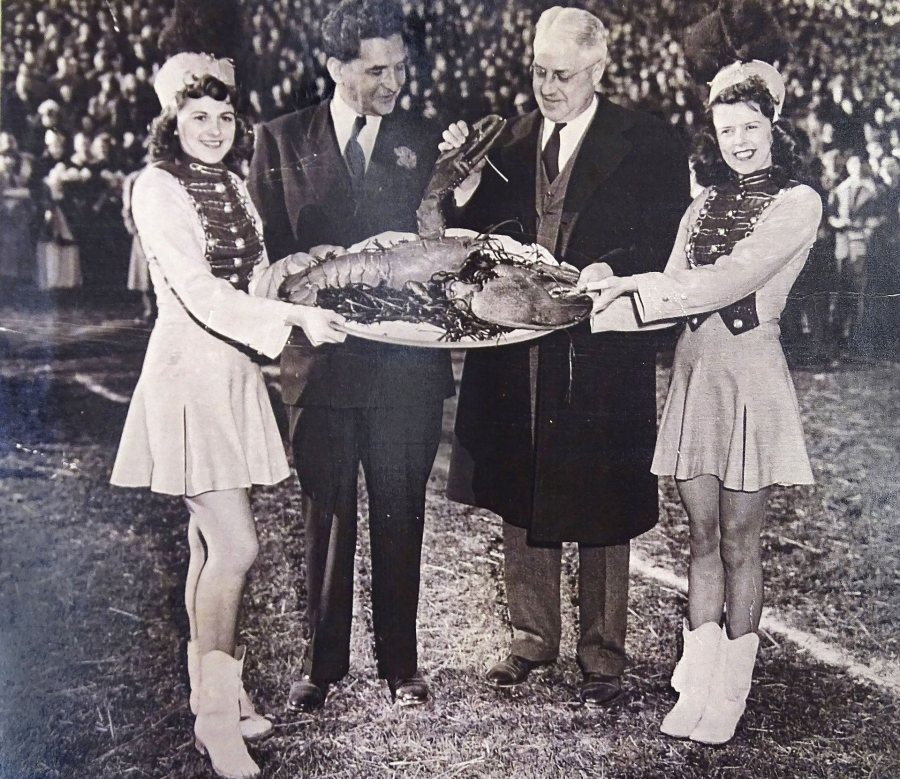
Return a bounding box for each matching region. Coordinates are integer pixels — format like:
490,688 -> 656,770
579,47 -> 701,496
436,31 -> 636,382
719,485 -> 770,637
677,475 -> 725,629
184,488 -> 259,655
185,515 -> 206,641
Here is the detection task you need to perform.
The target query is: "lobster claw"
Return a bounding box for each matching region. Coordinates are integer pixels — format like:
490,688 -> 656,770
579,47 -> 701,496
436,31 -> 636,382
439,114 -> 507,189
416,114 -> 507,239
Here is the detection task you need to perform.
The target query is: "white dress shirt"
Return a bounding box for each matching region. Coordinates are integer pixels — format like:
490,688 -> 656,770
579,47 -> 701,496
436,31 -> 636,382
330,89 -> 383,172
540,94 -> 599,174
454,94 -> 600,206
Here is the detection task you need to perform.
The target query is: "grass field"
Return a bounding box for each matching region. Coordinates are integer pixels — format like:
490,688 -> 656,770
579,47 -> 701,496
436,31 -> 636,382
0,307 -> 898,778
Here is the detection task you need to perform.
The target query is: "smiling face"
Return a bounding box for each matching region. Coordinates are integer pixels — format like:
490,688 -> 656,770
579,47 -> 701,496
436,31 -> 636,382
712,101 -> 773,176
175,95 -> 235,165
331,34 -> 407,117
531,31 -> 604,123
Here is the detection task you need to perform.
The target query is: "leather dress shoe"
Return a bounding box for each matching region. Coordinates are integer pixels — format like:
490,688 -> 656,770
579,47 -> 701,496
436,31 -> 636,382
579,673 -> 622,707
485,654 -> 545,688
387,674 -> 430,706
287,676 -> 329,712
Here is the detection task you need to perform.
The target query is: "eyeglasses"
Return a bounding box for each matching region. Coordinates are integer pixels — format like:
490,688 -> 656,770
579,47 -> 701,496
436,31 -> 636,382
529,58 -> 604,85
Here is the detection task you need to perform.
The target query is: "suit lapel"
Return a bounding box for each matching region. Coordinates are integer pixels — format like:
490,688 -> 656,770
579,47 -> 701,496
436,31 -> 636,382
362,112 -> 402,198
300,100 -> 354,204
563,96 -> 634,217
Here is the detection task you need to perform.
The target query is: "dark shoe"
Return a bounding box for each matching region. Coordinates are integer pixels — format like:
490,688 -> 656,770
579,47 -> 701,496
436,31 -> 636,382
287,676 -> 329,712
485,654 -> 545,688
387,674 -> 429,707
579,673 -> 622,707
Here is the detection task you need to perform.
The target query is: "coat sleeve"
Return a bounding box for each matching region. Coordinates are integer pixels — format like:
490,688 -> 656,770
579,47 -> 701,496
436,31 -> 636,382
133,167 -> 299,358
247,120 -> 295,263
631,184 -> 822,323
589,198 -> 698,333
600,120 -> 691,278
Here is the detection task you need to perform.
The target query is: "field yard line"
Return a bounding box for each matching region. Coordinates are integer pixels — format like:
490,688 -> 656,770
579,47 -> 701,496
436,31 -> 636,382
71,372 -> 131,405
630,553 -> 900,697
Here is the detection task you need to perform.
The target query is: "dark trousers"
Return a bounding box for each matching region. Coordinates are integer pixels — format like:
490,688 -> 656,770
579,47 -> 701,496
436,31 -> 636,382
503,521 -> 630,675
292,402 -> 443,682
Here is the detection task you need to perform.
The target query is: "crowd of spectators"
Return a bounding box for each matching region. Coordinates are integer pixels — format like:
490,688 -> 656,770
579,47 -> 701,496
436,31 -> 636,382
0,0 -> 897,356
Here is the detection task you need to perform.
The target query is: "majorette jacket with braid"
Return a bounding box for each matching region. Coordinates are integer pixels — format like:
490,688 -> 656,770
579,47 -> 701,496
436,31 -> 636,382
685,168 -> 799,335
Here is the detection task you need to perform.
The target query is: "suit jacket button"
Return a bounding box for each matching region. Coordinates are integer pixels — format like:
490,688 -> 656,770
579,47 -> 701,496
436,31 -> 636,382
734,318 -> 743,328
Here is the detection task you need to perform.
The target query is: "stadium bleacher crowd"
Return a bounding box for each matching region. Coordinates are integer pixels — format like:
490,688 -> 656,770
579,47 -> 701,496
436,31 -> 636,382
1,0 -> 897,355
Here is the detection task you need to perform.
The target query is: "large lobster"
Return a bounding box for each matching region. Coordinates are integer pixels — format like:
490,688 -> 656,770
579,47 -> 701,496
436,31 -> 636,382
278,115 -> 592,331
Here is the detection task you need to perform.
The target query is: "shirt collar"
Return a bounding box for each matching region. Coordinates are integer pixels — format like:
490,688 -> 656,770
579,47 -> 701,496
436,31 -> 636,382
541,94 -> 599,147
330,89 -> 383,152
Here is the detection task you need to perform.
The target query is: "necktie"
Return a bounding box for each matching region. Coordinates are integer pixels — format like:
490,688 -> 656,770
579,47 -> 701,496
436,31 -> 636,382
542,122 -> 566,183
344,114 -> 367,185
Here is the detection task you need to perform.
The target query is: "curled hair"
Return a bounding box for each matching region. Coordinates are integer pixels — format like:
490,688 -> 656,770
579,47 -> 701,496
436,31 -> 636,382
322,0 -> 406,61
146,75 -> 253,167
692,75 -> 804,187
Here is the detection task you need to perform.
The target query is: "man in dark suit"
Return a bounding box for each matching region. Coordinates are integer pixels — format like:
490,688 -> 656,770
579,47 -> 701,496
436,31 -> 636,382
248,0 -> 454,709
443,6 -> 690,706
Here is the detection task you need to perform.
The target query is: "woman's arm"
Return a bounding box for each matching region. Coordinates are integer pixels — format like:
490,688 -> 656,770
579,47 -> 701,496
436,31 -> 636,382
589,194 -> 699,332
238,176 -> 315,301
631,185 -> 822,324
132,167 -> 304,358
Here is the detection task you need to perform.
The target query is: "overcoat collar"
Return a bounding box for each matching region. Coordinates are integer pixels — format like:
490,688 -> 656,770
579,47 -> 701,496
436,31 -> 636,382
501,95 -> 636,228
563,94 -> 635,216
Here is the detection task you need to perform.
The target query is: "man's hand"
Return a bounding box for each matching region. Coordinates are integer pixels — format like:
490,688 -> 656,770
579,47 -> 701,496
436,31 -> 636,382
285,306 -> 348,346
439,120 -> 486,201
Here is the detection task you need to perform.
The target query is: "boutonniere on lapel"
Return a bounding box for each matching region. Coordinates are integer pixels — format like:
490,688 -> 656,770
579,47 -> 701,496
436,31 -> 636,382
394,146 -> 417,170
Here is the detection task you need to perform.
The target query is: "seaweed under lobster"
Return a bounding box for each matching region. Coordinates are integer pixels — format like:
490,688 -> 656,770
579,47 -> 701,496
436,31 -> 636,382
315,276 -> 512,342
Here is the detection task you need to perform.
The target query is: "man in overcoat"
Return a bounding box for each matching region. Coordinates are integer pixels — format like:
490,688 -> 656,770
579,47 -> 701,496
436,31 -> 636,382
248,0 -> 454,709
444,6 -> 690,705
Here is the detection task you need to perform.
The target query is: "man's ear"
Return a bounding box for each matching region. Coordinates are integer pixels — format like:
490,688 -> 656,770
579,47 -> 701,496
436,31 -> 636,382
326,57 -> 344,85
591,61 -> 606,90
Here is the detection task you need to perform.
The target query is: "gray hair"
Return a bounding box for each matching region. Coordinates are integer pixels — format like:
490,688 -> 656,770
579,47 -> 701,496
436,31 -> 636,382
534,6 -> 609,65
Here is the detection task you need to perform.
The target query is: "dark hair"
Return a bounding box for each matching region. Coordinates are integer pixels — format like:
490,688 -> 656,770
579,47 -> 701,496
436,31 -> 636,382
146,75 -> 253,166
691,75 -> 805,188
322,0 -> 406,61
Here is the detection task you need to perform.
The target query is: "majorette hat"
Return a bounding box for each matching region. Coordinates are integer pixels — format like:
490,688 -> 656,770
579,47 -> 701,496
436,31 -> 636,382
153,0 -> 243,109
683,0 -> 790,117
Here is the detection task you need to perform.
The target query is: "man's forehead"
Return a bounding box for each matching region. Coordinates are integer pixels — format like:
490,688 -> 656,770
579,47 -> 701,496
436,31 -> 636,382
356,34 -> 406,64
533,34 -> 593,69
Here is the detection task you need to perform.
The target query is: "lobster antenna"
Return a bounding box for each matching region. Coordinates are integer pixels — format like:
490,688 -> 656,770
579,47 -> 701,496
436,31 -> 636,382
485,157 -> 509,183
476,219 -> 525,241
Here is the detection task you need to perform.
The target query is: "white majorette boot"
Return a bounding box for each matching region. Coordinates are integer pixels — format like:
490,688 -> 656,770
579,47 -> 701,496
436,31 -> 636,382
194,650 -> 260,779
660,620 -> 722,738
188,643 -> 273,741
690,627 -> 760,745
233,646 -> 273,741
